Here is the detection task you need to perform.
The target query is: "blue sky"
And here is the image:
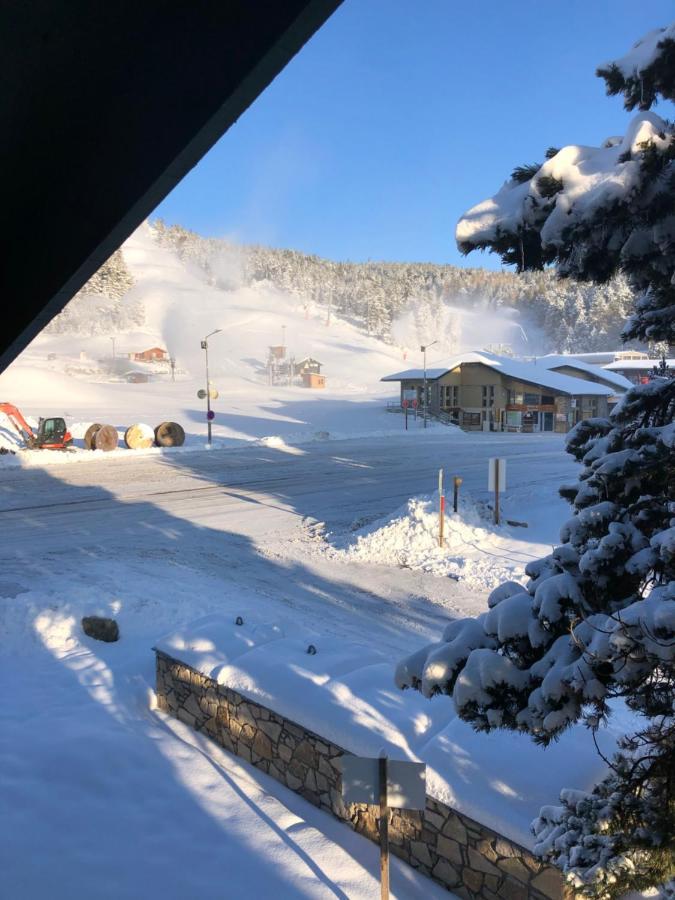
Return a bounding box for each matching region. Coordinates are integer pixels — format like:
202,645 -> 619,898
154,0 -> 674,268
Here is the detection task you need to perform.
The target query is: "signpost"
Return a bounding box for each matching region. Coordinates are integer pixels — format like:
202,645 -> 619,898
453,475 -> 462,513
438,468 -> 445,548
412,397 -> 418,421
341,754 -> 426,900
402,398 -> 409,430
488,458 -> 507,525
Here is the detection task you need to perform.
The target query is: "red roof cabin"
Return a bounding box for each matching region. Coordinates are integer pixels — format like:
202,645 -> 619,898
133,347 -> 168,362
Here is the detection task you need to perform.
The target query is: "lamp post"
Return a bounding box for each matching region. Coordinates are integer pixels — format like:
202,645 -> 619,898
420,341 -> 438,428
201,329 -> 222,445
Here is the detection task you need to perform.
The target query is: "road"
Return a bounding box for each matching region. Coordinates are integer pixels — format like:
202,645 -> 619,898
0,431 -> 576,650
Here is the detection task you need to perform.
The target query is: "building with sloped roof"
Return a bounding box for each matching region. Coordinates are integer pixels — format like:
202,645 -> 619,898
532,354 -> 632,394
381,350 -> 615,433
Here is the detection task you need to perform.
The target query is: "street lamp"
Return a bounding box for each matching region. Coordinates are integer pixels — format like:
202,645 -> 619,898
420,341 -> 438,428
201,329 -> 222,445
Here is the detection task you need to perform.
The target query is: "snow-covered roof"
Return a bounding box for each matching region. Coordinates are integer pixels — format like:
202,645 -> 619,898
381,368 -> 449,382
533,355 -> 632,391
382,351 -> 614,396
605,358 -> 675,371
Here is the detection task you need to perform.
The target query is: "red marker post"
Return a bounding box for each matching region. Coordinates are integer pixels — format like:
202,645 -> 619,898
412,397 -> 418,421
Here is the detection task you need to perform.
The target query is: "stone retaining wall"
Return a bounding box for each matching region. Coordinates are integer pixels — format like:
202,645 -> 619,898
156,650 -> 568,900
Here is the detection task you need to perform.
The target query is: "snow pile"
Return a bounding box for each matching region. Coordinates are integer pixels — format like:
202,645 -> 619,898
327,492 -> 547,590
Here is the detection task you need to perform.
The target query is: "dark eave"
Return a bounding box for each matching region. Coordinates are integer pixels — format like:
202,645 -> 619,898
0,0 -> 341,373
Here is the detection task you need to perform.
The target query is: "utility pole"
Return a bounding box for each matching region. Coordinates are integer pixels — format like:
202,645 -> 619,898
420,341 -> 438,428
201,329 -> 222,445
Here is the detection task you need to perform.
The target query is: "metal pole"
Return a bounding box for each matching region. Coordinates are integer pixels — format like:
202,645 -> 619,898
379,756 -> 389,900
494,460 -> 500,526
111,337 -> 115,361
439,468 -> 445,548
205,340 -> 212,445
453,476 -> 462,513
423,346 -> 427,429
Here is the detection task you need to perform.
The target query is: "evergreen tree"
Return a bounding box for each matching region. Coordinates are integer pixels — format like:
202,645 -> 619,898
398,24 -> 675,898
46,248 -> 141,335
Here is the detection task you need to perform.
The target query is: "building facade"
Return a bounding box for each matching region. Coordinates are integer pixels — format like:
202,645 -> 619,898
383,352 -> 614,433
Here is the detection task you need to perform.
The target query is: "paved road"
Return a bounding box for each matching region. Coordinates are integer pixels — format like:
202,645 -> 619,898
0,430 -> 578,651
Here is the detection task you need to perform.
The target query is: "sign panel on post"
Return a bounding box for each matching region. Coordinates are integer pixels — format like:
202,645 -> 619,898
340,755 -> 426,810
488,457 -> 507,491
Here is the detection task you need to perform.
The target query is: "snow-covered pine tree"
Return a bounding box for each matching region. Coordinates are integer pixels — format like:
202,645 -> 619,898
398,24 -> 675,899
46,248 -> 141,335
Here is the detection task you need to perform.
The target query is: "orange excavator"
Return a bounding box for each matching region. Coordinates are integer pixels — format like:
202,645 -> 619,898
0,403 -> 73,450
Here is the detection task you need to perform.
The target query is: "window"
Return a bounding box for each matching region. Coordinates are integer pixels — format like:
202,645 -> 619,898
441,385 -> 459,407
481,385 -> 495,407
523,392 -> 539,405
463,412 -> 481,426
541,394 -> 555,406
508,390 -> 524,405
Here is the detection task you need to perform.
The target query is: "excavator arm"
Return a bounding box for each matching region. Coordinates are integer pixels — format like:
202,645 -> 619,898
0,402 -> 36,445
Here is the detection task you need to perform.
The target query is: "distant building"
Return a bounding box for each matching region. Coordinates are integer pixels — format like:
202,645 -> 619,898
132,347 -> 168,362
302,372 -> 325,389
381,350 -> 615,433
532,355 -> 632,402
294,357 -> 322,376
268,345 -> 286,360
603,356 -> 675,385
563,349 -> 649,366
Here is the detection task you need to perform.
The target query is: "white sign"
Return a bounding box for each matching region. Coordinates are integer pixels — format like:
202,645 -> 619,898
340,755 -> 426,810
488,458 -> 507,491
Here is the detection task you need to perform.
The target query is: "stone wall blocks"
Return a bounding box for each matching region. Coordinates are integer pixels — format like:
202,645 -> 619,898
424,809 -> 445,831
442,815 -> 468,845
431,858 -> 461,888
258,721 -> 282,743
496,856 -> 531,883
293,740 -> 317,768
462,867 -> 484,893
277,744 -> 292,763
155,651 -> 565,900
436,835 -> 463,867
252,731 -> 273,761
531,868 -> 565,899
477,838 -> 500,863
468,847 -> 501,876
286,772 -> 303,791
497,876 -> 529,900
237,704 -> 256,728
410,841 -> 432,868
493,837 -> 522,860
284,722 -> 304,740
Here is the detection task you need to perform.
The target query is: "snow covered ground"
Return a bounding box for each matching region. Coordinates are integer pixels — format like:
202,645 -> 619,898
0,223 -> 632,897
0,223 -> 428,465
0,430 -> 627,898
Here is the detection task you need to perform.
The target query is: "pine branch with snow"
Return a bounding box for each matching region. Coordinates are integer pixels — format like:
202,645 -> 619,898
403,23 -> 675,898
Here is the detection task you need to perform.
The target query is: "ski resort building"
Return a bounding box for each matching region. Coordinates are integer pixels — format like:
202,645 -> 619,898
532,354 -> 632,397
381,350 -> 615,433
603,356 -> 675,385
131,346 -> 168,362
